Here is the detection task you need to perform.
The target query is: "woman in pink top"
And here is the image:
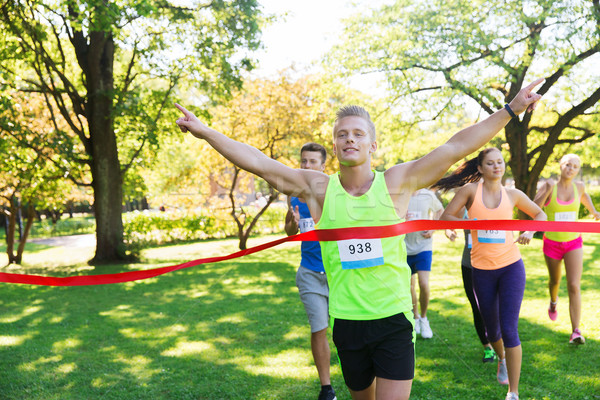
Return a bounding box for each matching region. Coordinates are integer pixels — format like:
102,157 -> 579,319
434,148 -> 546,400
533,154 -> 600,344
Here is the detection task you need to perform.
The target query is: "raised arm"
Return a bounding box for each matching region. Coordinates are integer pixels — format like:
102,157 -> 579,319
388,79 -> 544,192
175,103 -> 326,199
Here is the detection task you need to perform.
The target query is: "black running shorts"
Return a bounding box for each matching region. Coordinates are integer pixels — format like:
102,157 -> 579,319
332,312 -> 415,391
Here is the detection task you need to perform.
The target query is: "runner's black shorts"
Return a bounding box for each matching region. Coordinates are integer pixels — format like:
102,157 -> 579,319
332,312 -> 415,391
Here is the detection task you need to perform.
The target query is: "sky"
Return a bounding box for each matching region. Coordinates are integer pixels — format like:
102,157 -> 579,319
251,0 -> 387,96
252,0 -> 360,77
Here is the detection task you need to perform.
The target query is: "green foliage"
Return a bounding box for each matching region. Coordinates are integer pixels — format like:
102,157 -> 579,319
28,216 -> 96,238
0,0 -> 268,261
123,205 -> 287,249
327,0 -> 600,193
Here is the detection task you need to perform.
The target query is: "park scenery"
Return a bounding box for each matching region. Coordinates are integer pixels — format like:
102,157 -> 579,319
1,1 -> 600,399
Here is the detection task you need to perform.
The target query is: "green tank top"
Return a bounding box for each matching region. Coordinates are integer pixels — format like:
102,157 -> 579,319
544,183 -> 580,242
316,171 -> 413,320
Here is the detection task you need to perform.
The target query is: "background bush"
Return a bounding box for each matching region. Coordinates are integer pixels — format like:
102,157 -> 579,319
28,215 -> 96,238
123,204 -> 287,248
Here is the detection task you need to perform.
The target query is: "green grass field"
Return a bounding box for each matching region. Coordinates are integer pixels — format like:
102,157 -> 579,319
1,233 -> 599,399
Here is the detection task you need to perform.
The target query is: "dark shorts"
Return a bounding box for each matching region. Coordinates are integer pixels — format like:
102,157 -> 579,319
407,251 -> 433,274
332,312 -> 415,391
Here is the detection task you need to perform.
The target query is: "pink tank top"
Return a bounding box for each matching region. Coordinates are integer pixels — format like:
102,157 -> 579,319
468,181 -> 521,270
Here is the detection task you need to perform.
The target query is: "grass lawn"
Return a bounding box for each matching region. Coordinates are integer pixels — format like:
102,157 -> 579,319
1,233 -> 599,399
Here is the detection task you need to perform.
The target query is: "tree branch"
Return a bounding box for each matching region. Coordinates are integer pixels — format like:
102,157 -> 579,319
529,86 -> 600,177
120,75 -> 179,176
536,44 -> 600,97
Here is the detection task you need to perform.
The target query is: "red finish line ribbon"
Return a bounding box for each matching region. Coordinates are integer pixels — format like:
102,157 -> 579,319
1,219 -> 598,287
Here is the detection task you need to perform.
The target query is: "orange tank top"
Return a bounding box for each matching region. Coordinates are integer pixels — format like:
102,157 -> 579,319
468,181 -> 521,270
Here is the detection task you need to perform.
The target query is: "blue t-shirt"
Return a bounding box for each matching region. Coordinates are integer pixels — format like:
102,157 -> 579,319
290,197 -> 324,273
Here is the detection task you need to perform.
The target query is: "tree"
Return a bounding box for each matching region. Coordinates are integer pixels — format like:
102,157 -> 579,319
328,0 -> 600,200
0,91 -> 73,264
149,72 -> 343,249
0,0 -> 264,262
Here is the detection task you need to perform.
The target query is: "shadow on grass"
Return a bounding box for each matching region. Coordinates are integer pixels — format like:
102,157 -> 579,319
1,237 -> 599,400
0,248 -> 344,400
410,296 -> 600,400
0,241 -> 55,255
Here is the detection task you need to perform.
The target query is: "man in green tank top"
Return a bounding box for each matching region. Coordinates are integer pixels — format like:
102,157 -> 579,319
174,80 -> 543,400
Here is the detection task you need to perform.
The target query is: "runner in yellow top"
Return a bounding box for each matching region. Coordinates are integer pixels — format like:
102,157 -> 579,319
174,79 -> 543,400
534,154 -> 600,345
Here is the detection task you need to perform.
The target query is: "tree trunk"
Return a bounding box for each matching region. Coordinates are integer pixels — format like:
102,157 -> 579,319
5,202 -> 17,265
505,121 -> 540,220
239,230 -> 249,250
87,30 -> 124,263
15,204 -> 35,264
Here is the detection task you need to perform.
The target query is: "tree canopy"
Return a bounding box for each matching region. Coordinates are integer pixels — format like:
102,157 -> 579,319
0,0 -> 265,262
328,0 -> 600,196
148,72 -> 345,249
0,91 -> 77,263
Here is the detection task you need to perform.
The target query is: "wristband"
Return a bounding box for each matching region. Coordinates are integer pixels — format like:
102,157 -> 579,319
504,103 -> 517,119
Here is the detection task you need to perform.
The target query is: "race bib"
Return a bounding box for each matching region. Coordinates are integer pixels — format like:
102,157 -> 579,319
406,211 -> 422,221
298,217 -> 315,233
554,211 -> 577,222
477,229 -> 505,244
467,233 -> 472,249
337,239 -> 384,269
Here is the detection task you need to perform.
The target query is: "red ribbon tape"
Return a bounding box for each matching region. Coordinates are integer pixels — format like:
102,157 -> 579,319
1,219 -> 597,286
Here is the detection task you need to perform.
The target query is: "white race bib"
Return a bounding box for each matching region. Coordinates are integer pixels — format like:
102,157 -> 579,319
467,233 -> 472,249
406,211 -> 422,221
298,217 -> 315,233
477,229 -> 505,244
554,211 -> 577,222
337,239 -> 384,269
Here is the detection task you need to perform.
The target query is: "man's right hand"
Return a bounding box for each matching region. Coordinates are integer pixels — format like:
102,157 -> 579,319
508,78 -> 544,115
175,103 -> 210,138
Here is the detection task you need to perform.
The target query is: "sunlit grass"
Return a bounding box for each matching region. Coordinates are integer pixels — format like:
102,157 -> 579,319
0,233 -> 598,399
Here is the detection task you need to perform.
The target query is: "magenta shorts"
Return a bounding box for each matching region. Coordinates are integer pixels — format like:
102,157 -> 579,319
543,236 -> 583,260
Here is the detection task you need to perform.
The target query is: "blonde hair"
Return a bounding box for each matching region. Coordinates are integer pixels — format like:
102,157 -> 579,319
560,153 -> 581,166
333,105 -> 376,141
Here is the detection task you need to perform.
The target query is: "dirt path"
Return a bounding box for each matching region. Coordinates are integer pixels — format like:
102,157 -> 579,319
28,234 -> 96,248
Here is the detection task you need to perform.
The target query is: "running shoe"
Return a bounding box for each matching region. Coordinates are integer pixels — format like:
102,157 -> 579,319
420,317 -> 433,339
317,386 -> 337,400
548,301 -> 557,321
482,347 -> 496,363
505,392 -> 519,400
497,358 -> 509,385
569,328 -> 585,345
414,317 -> 421,335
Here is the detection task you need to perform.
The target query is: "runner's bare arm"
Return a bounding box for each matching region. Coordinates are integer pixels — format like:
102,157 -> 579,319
284,198 -> 300,236
387,79 -> 544,192
175,103 -> 327,198
533,180 -> 553,208
440,185 -> 475,221
511,189 -> 547,244
579,182 -> 600,220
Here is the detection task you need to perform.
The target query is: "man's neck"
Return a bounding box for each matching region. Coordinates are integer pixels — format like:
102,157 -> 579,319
339,163 -> 375,197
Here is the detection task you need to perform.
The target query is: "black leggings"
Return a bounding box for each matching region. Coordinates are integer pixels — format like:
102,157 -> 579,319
461,264 -> 489,346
